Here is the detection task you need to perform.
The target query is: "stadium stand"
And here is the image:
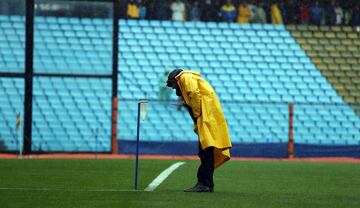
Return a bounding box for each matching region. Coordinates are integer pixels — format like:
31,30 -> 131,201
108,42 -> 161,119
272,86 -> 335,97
0,16 -> 359,153
117,20 -> 359,147
0,16 -> 24,73
286,25 -> 360,111
31,77 -> 111,152
34,16 -> 113,74
0,78 -> 24,150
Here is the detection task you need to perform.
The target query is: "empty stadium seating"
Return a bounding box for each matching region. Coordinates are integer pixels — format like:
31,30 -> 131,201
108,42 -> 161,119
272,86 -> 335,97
117,19 -> 359,146
34,16 -> 113,74
287,25 -> 360,108
0,78 -> 24,150
0,15 -> 359,152
32,77 -> 111,152
0,16 -> 24,73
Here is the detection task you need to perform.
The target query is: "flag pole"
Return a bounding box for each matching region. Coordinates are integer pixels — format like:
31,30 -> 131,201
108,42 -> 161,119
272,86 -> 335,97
16,113 -> 22,157
134,101 -> 141,190
134,99 -> 148,190
95,128 -> 99,159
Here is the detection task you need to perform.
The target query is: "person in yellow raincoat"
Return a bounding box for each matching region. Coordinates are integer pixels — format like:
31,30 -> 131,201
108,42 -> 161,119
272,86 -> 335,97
237,2 -> 252,24
271,2 -> 283,24
127,0 -> 140,19
166,69 -> 232,192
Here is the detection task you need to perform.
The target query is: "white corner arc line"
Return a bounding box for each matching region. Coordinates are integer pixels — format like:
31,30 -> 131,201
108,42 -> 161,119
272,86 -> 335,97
0,187 -> 140,192
144,161 -> 185,192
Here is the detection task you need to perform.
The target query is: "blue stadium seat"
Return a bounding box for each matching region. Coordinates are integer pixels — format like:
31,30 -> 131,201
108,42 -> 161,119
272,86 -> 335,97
1,17 -> 359,148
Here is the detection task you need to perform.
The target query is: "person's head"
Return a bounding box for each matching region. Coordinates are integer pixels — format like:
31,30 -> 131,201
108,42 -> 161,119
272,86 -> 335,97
271,0 -> 278,6
166,69 -> 183,89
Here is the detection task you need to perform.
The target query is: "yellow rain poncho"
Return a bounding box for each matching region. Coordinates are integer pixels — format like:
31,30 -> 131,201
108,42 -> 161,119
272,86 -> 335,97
175,70 -> 232,168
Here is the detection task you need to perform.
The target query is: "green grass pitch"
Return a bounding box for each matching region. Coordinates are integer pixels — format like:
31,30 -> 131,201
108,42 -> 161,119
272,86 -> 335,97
0,159 -> 359,208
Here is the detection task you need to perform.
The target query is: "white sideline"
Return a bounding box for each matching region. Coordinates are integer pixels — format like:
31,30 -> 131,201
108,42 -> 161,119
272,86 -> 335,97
0,187 -> 140,192
144,161 -> 185,192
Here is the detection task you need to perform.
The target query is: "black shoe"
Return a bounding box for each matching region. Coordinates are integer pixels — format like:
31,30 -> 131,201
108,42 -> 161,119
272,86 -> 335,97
209,187 -> 214,192
184,183 -> 211,192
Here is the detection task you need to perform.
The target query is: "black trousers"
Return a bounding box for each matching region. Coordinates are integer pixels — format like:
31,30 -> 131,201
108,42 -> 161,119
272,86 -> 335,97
197,143 -> 214,188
